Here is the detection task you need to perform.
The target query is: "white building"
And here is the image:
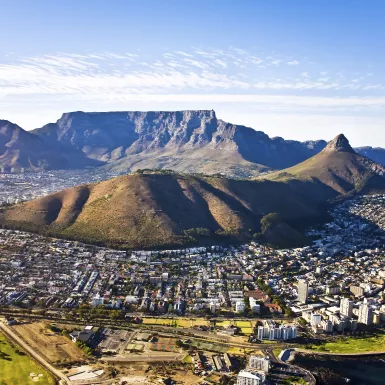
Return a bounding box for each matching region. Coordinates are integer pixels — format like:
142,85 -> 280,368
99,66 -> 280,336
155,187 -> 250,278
310,313 -> 322,327
340,297 -> 354,317
257,320 -> 297,341
358,302 -> 373,325
235,300 -> 246,313
248,356 -> 270,372
297,280 -> 309,304
249,297 -> 261,314
237,370 -> 266,385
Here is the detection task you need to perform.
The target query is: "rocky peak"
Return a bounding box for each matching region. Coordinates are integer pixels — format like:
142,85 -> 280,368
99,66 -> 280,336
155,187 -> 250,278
323,134 -> 356,154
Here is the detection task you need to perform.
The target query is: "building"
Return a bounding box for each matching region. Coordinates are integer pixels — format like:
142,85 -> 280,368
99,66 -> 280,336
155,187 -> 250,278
257,320 -> 297,341
310,313 -> 322,327
249,356 -> 270,372
358,302 -> 373,325
326,285 -> 340,295
340,297 -> 354,317
237,370 -> 266,385
297,280 -> 309,304
350,285 -> 364,297
249,297 -> 261,314
236,300 -> 246,313
69,326 -> 94,344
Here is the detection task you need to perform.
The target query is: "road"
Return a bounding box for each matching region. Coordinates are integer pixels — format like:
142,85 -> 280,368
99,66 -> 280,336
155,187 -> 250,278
102,353 -> 185,362
0,320 -> 71,385
264,347 -> 317,385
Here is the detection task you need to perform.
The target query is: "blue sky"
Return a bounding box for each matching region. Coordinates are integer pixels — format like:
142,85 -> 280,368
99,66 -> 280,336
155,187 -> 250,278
1,0 -> 385,146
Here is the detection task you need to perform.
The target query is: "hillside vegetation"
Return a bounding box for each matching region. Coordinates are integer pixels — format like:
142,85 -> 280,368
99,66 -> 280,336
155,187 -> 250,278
2,134 -> 384,249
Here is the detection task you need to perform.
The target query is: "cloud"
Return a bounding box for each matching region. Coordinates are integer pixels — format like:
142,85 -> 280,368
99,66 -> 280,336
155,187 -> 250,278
287,60 -> 300,66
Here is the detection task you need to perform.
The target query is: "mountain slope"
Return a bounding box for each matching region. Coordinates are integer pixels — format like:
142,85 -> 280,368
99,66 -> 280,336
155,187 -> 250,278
0,170 -> 331,249
262,134 -> 385,196
29,110 -> 327,176
2,111 -> 385,177
355,146 -> 385,167
0,120 -> 103,170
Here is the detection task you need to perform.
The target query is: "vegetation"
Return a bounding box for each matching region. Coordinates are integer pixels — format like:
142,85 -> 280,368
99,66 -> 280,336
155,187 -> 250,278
0,332 -> 55,385
0,171 -> 326,249
302,331 -> 385,354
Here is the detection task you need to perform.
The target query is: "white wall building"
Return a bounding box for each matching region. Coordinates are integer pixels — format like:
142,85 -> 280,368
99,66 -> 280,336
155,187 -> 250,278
237,370 -> 266,385
248,356 -> 270,372
340,297 -> 354,317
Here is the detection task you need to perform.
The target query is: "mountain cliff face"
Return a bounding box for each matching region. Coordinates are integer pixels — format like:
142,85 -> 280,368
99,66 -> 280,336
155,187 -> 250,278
29,110 -> 327,176
0,120 -> 102,171
0,110 -> 384,176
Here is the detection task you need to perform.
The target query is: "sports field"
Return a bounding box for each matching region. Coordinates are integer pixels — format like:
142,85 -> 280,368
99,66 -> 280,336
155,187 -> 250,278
0,332 -> 55,385
142,317 -> 209,328
126,343 -> 144,351
149,337 -> 178,352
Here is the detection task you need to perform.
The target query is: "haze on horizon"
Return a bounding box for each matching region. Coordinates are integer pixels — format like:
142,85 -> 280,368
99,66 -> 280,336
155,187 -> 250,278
1,0 -> 385,147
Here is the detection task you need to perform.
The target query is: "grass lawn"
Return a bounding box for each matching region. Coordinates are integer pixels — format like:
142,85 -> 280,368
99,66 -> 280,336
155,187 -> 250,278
0,332 -> 55,385
141,317 -> 209,328
304,332 -> 385,354
273,348 -> 283,359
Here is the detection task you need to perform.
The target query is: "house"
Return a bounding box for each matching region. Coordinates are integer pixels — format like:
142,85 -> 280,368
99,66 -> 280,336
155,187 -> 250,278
70,326 -> 94,343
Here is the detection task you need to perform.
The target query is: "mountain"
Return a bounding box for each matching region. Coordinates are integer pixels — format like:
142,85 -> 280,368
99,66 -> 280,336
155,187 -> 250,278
262,134 -> 385,196
355,146 -> 385,167
3,134 -> 383,249
0,110 -> 326,176
0,170 -> 330,249
1,110 -> 384,177
0,120 -> 103,171
31,110 -> 329,177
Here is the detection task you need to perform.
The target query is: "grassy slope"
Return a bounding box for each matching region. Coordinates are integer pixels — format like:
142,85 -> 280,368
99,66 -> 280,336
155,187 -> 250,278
0,172 -> 326,249
303,331 -> 385,354
0,332 -> 55,385
261,151 -> 377,195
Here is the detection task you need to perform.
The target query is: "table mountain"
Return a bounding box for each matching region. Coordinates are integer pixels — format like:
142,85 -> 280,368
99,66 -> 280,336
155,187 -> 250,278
1,111 -> 384,177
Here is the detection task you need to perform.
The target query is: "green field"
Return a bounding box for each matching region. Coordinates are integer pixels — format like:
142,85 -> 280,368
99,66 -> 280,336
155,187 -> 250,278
142,317 -> 210,328
303,332 -> 385,354
0,332 -> 55,385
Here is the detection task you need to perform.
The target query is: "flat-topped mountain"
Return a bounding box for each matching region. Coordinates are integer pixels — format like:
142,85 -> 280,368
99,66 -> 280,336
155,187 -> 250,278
2,134 -> 384,249
1,110 -> 384,177
30,110 -> 328,176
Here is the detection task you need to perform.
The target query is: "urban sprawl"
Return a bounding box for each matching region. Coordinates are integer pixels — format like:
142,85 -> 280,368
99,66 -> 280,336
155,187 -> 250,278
1,172 -> 385,384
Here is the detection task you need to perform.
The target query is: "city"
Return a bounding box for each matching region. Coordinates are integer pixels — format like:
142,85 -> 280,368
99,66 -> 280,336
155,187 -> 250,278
1,191 -> 385,384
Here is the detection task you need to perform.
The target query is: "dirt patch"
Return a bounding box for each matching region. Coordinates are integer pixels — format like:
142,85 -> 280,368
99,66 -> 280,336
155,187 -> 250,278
13,321 -> 86,364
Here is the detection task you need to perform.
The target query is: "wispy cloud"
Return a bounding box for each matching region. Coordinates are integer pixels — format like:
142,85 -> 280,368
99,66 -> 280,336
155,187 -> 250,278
0,48 -> 384,116
287,60 -> 300,66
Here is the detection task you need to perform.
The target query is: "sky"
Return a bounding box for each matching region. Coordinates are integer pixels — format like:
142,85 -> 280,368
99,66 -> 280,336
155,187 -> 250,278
1,0 -> 385,146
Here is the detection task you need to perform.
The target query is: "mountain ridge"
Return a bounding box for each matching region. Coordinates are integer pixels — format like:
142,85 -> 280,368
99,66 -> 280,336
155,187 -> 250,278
1,110 -> 384,177
2,133 -> 384,249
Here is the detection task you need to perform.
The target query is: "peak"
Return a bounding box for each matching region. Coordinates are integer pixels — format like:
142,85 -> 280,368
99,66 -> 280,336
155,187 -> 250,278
324,134 -> 356,154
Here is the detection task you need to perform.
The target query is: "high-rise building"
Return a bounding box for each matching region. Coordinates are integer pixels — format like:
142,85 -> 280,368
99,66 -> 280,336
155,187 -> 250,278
297,280 -> 309,304
257,320 -> 297,341
340,297 -> 354,317
358,302 -> 373,325
237,370 -> 266,385
248,356 -> 270,373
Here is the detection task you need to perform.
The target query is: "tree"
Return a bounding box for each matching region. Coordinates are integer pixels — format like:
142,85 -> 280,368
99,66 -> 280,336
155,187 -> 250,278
261,213 -> 281,233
